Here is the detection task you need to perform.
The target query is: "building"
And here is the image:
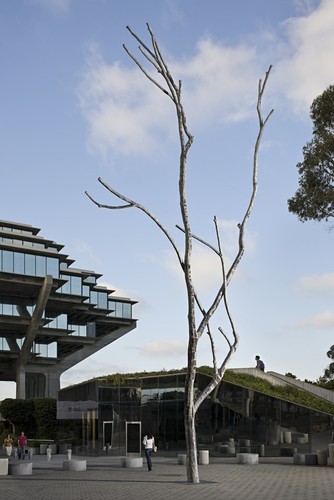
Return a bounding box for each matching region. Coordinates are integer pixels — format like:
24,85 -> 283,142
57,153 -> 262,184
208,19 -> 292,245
0,220 -> 137,399
57,369 -> 334,456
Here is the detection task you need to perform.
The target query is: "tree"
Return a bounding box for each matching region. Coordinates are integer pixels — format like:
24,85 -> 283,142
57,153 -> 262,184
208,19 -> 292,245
288,85 -> 334,222
319,344 -> 334,381
86,24 -> 273,483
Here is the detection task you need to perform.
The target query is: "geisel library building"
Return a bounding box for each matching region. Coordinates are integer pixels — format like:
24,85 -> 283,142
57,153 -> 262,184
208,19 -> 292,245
1,219 -> 334,457
0,219 -> 136,400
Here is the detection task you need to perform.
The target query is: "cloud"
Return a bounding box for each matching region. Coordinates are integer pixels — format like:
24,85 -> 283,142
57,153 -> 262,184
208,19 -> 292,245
78,0 -> 334,159
177,39 -> 260,125
295,272 -> 334,296
78,43 -> 174,159
295,311 -> 334,328
161,219 -> 257,294
136,340 -> 186,358
276,0 -> 334,110
78,38 -> 261,160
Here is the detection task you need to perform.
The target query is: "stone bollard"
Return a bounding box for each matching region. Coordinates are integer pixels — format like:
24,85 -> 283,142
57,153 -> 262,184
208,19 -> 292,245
178,454 -> 187,465
0,459 -> 9,476
28,448 -> 33,460
120,457 -> 143,468
66,449 -> 72,461
8,461 -> 33,475
63,460 -> 87,471
46,448 -> 52,461
199,450 -> 209,465
236,453 -> 259,464
284,431 -> 292,444
258,444 -> 265,457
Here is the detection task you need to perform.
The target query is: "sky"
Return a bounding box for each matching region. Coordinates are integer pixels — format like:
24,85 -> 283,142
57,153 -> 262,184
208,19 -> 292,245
1,0 -> 334,399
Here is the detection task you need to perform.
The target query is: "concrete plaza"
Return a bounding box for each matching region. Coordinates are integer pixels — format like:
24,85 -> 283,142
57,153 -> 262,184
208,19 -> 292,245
1,453 -> 334,500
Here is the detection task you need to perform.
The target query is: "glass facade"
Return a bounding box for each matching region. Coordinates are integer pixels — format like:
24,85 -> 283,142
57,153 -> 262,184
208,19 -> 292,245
0,220 -> 137,399
0,249 -> 59,278
57,372 -> 334,456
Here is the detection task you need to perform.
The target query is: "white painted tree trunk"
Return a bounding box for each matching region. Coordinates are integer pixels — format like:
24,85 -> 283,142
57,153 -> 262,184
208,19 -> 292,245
86,24 -> 273,484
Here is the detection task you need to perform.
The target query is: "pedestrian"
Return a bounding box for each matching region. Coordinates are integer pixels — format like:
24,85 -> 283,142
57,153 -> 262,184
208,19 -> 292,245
17,431 -> 28,460
255,355 -> 265,371
3,434 -> 13,457
143,432 -> 155,471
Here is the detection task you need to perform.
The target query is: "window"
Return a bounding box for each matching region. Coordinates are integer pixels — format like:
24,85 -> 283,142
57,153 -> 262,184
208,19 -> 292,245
36,255 -> 46,276
46,257 -> 59,278
14,252 -> 25,274
2,250 -> 14,272
108,301 -> 132,318
25,253 -> 36,275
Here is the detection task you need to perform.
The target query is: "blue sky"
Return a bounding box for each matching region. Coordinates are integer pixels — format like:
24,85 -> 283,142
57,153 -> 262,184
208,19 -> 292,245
1,0 -> 334,399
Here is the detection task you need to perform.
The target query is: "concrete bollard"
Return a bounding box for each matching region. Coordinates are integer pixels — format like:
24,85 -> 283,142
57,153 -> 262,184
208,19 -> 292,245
120,457 -> 143,468
236,453 -> 259,464
66,449 -> 72,460
178,454 -> 187,465
0,459 -> 9,476
63,460 -> 87,471
199,450 -> 209,465
46,448 -> 52,461
284,431 -> 292,444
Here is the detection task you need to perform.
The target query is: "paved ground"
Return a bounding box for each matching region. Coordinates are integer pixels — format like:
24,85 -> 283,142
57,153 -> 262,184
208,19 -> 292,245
1,453 -> 334,500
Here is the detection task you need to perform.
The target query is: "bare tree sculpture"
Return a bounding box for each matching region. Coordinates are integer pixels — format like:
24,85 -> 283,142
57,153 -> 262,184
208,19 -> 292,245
86,24 -> 273,483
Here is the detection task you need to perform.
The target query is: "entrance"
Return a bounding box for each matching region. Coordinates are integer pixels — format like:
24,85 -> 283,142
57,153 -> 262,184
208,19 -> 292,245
126,421 -> 141,455
103,421 -> 113,451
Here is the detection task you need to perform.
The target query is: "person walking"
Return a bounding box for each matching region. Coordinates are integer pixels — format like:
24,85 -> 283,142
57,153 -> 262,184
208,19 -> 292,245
17,431 -> 28,460
143,432 -> 155,471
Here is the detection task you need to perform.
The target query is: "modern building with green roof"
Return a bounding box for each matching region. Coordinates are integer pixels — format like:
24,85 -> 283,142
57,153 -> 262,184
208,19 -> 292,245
57,368 -> 334,457
0,220 -> 137,399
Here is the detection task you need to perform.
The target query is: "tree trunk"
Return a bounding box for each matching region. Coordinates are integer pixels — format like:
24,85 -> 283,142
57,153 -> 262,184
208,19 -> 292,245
184,335 -> 199,483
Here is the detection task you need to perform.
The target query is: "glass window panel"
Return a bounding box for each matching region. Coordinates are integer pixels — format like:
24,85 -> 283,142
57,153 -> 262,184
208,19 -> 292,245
59,275 -> 70,294
3,303 -> 13,315
48,342 -> 57,357
25,253 -> 36,275
0,337 -> 9,350
115,302 -> 123,317
90,291 -> 97,305
14,252 -> 25,274
71,276 -> 82,295
123,303 -> 132,318
85,276 -> 96,284
3,250 -> 14,272
57,314 -> 68,329
36,255 -> 46,276
34,343 -> 47,356
46,257 -> 59,278
97,292 -> 108,309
